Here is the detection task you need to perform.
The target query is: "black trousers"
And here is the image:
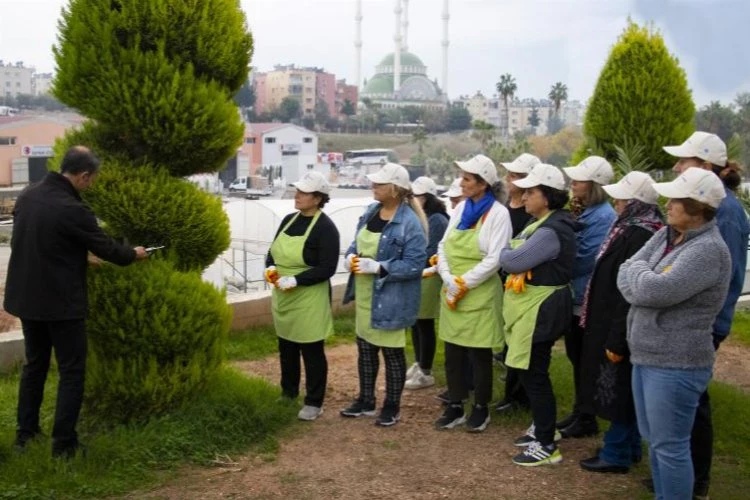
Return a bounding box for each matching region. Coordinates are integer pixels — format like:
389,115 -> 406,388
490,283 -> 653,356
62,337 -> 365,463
17,319 -> 86,452
356,336 -> 406,409
519,340 -> 557,446
691,335 -> 723,494
411,319 -> 436,371
504,365 -> 530,406
444,342 -> 492,406
278,337 -> 327,407
564,315 -> 593,416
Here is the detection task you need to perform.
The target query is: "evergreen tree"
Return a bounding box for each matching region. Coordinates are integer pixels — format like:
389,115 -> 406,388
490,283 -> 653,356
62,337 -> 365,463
580,21 -> 695,170
51,0 -> 253,421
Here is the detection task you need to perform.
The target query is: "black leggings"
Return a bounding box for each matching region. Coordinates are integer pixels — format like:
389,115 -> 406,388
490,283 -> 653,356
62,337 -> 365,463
444,342 -> 493,405
411,319 -> 436,371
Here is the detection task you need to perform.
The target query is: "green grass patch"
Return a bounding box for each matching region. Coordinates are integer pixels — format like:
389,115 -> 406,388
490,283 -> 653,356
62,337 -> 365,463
0,367 -> 297,499
225,310 -> 356,361
730,310 -> 750,346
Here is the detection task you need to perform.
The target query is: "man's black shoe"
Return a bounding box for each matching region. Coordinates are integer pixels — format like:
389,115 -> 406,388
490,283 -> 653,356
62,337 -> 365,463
560,417 -> 599,438
556,412 -> 578,429
579,455 -> 629,474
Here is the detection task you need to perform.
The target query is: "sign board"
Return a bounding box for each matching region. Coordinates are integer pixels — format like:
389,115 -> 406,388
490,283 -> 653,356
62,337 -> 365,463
21,145 -> 54,157
280,143 -> 300,153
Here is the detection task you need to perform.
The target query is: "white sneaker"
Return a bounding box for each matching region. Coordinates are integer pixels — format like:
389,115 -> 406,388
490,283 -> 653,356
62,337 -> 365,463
404,371 -> 435,390
298,405 -> 323,421
406,362 -> 420,379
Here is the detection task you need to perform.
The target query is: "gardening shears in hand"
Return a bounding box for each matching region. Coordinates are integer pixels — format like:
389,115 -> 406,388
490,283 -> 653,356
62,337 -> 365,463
505,270 -> 533,294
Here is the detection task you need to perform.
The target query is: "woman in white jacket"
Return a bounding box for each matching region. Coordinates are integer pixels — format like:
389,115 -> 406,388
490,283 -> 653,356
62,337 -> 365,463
434,154 -> 513,432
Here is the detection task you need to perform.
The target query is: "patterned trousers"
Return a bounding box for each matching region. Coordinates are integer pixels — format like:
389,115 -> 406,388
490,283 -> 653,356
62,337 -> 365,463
356,336 -> 406,409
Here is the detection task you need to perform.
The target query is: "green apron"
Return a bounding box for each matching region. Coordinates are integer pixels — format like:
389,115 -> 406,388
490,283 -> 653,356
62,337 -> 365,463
354,227 -> 406,348
438,216 -> 504,349
270,211 -> 333,343
417,273 -> 442,319
503,211 -> 566,370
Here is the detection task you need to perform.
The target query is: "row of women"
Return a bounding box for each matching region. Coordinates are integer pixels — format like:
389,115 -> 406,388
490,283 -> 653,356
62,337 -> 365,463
264,131 -> 749,498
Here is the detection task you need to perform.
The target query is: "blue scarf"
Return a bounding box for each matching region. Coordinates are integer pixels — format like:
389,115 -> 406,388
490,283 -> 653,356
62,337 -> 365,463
458,191 -> 494,230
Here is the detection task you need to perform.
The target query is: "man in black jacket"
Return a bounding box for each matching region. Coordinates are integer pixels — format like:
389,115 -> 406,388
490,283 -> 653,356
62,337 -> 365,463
4,146 -> 148,458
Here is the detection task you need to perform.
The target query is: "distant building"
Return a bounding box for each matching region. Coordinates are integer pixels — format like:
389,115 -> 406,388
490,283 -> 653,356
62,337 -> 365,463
33,73 -> 54,96
0,61 -> 34,99
335,79 -> 359,119
252,65 -> 338,118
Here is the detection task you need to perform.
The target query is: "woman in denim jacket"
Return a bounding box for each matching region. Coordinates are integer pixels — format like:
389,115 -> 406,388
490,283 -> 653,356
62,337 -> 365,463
339,163 -> 427,427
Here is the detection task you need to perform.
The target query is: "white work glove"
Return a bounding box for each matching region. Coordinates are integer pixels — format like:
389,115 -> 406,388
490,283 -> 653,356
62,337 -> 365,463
352,257 -> 380,274
422,266 -> 437,278
276,276 -> 297,291
444,275 -> 466,296
344,253 -> 357,272
264,266 -> 279,285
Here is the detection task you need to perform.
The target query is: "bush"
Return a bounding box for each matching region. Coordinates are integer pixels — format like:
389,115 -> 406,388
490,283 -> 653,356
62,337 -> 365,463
85,260 -> 231,422
51,0 -> 253,422
578,21 -> 695,170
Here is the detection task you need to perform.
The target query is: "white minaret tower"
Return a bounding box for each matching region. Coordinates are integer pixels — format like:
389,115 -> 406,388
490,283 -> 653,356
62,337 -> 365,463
393,0 -> 402,93
402,0 -> 410,53
441,0 -> 450,97
354,0 -> 363,89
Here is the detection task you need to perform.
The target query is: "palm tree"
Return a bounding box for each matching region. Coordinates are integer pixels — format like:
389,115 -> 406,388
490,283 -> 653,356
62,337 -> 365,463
548,82 -> 568,117
495,73 -> 517,137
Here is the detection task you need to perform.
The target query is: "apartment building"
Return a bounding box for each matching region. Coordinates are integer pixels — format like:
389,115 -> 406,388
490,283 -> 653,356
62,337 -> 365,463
335,79 -> 359,119
253,65 -> 341,118
0,62 -> 34,98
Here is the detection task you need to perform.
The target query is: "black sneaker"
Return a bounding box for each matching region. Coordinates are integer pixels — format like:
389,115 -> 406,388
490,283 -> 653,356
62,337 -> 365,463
556,412 -> 578,429
435,390 -> 451,404
514,423 -> 562,447
560,416 -> 599,438
374,405 -> 400,427
434,404 -> 466,429
466,404 -> 490,432
340,398 -> 376,418
512,441 -> 562,466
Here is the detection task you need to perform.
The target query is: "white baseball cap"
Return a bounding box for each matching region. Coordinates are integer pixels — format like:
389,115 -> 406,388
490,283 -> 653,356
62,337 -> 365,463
513,163 -> 567,191
602,171 -> 659,204
663,131 -> 727,167
445,178 -> 463,198
502,153 -> 541,174
563,156 -> 615,185
293,171 -> 331,194
367,162 -> 412,190
454,154 -> 499,185
652,167 -> 726,208
412,176 -> 438,196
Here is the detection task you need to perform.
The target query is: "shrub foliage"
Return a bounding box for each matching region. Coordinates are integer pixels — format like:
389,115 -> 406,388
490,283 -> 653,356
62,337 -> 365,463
52,0 -> 252,421
579,21 -> 695,170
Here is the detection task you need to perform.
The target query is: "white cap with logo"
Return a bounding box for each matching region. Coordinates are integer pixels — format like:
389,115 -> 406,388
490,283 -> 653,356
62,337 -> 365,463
454,154 -> 499,185
293,171 -> 331,194
563,156 -> 615,185
652,167 -> 726,208
412,176 -> 438,196
512,163 -> 567,191
663,131 -> 727,167
366,162 -> 412,190
602,171 -> 659,204
502,153 -> 541,174
444,178 -> 463,198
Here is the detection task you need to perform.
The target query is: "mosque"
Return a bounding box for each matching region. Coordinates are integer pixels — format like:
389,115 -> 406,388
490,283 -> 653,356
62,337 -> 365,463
355,0 -> 449,110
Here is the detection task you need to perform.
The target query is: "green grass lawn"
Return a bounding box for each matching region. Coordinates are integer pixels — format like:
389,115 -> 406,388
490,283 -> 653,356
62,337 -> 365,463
730,309 -> 750,346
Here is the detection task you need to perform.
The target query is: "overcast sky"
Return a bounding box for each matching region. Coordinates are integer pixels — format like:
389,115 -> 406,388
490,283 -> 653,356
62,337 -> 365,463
1,0 -> 747,106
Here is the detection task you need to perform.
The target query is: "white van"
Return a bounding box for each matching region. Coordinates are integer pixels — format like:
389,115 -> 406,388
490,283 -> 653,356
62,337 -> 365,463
229,177 -> 249,192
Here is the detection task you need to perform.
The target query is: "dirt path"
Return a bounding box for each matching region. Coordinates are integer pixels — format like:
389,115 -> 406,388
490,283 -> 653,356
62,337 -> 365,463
712,338 -> 750,392
142,344 -> 653,500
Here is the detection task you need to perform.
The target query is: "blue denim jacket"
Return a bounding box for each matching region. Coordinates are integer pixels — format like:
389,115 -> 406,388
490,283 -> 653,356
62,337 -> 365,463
343,202 -> 427,329
713,188 -> 750,336
572,201 -> 616,306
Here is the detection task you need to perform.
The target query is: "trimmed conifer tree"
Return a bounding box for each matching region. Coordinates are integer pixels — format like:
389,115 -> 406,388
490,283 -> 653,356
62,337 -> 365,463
51,0 -> 252,421
579,21 -> 695,170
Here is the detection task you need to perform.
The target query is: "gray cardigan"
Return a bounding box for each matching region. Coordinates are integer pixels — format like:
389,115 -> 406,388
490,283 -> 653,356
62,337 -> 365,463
617,221 -> 731,369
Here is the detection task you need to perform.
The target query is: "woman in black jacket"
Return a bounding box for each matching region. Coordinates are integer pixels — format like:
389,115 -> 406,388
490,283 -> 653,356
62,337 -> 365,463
577,171 -> 663,474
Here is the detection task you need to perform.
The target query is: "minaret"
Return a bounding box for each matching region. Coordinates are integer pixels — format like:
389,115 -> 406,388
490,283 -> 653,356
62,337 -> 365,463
393,0 -> 402,93
354,0 -> 363,89
441,0 -> 450,97
402,0 -> 410,53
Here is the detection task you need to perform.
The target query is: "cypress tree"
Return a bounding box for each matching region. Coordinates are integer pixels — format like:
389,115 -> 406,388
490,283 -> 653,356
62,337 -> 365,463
51,0 -> 253,421
579,21 -> 695,170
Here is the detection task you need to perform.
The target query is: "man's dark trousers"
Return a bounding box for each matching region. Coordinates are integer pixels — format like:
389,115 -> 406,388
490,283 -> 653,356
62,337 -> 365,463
17,319 -> 86,453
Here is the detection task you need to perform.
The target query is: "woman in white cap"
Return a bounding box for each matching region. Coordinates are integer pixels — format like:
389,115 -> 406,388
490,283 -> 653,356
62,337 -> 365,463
576,172 -> 663,475
264,172 -> 340,421
617,167 -> 731,500
494,153 -> 540,415
444,177 -> 465,210
405,176 -> 449,390
499,164 -> 576,466
655,131 -> 749,498
557,156 -> 617,439
339,163 -> 427,427
433,154 -> 512,433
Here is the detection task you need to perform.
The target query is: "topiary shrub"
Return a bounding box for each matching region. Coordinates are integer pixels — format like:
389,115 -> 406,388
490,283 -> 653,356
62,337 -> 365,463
578,20 -> 695,170
52,0 -> 252,422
